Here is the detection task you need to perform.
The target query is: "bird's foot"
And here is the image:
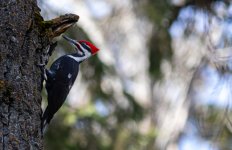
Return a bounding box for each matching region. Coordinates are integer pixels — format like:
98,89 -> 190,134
37,63 -> 48,81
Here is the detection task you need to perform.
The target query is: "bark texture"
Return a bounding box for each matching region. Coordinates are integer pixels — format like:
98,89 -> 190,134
0,0 -> 79,148
0,0 -> 48,149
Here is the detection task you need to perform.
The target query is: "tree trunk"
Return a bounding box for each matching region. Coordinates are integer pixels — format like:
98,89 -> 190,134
0,1 -> 78,149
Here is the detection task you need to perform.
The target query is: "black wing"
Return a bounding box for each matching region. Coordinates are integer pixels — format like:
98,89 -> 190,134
43,56 -> 79,124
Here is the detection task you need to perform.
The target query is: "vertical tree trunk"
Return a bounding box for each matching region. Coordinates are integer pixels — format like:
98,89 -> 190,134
0,0 -> 48,149
0,0 -> 78,148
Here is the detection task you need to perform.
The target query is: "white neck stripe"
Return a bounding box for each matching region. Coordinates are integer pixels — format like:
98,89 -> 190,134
67,55 -> 84,62
67,51 -> 91,63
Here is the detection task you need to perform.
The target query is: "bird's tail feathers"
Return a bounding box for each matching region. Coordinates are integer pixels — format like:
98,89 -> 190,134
41,108 -> 49,135
42,119 -> 48,134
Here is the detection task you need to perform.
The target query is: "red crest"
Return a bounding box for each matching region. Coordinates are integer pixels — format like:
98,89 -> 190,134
79,40 -> 99,54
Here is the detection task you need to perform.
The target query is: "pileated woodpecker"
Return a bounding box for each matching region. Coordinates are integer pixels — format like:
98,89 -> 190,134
42,35 -> 99,131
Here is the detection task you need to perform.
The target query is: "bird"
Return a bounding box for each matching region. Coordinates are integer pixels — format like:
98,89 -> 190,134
41,35 -> 99,132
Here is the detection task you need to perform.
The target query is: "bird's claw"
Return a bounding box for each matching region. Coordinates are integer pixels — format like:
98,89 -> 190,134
37,63 -> 48,81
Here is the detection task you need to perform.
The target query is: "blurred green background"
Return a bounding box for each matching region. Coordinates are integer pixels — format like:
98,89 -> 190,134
38,0 -> 232,149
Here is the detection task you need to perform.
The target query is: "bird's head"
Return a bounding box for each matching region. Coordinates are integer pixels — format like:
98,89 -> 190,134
62,35 -> 99,56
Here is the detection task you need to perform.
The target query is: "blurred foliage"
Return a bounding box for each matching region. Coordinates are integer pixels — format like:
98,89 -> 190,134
143,0 -> 176,78
189,105 -> 232,149
41,0 -> 232,150
44,24 -> 151,150
143,0 -> 229,78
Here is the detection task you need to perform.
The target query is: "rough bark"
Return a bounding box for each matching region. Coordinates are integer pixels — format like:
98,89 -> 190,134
0,0 -> 78,149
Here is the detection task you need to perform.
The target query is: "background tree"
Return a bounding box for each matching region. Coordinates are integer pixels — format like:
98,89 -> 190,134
39,0 -> 232,150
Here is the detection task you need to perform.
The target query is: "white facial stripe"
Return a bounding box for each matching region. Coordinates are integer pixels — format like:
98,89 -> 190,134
67,42 -> 92,63
78,42 -> 92,57
77,42 -> 88,52
67,50 -> 91,63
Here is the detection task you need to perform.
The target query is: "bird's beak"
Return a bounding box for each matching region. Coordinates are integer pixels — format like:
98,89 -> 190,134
62,35 -> 83,53
62,35 -> 81,52
62,35 -> 77,45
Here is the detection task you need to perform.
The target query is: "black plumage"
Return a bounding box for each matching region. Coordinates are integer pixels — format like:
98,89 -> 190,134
42,54 -> 80,129
41,35 -> 99,133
